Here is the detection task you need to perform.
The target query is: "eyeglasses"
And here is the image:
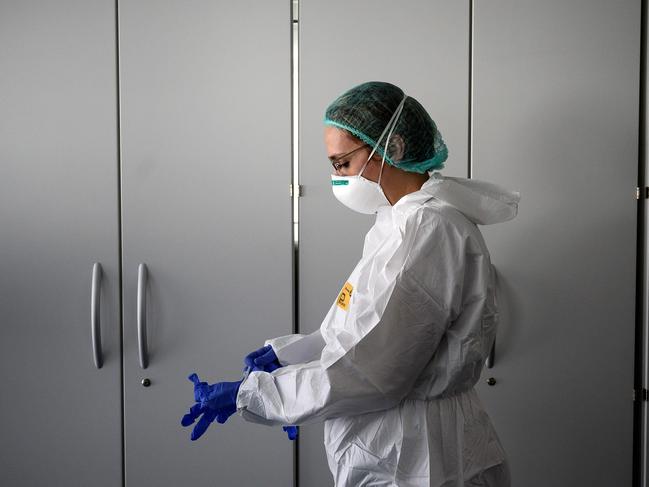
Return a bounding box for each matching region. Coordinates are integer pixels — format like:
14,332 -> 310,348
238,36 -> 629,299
329,144 -> 369,172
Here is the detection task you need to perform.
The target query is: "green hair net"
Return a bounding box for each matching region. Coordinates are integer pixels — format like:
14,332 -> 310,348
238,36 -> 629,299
324,81 -> 448,173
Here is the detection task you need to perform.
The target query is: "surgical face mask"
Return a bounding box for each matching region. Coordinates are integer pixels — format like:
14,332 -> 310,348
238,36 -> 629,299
330,93 -> 408,215
331,157 -> 390,214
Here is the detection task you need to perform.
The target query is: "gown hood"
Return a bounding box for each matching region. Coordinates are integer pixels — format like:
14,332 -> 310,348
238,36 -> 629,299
396,171 -> 521,225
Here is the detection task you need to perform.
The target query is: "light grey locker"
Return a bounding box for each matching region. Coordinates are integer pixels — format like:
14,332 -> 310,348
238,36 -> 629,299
472,0 -> 640,485
0,1 -> 122,486
298,1 -> 471,485
118,1 -> 294,485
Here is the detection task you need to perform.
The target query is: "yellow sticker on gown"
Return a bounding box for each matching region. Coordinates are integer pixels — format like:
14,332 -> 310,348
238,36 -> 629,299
336,281 -> 354,311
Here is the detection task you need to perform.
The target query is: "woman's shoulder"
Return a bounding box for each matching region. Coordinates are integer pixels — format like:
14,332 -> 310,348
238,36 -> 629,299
397,198 -> 470,237
398,199 -> 491,260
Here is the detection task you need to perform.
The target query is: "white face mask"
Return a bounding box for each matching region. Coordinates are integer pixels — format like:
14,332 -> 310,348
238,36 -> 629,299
330,94 -> 408,215
331,157 -> 390,214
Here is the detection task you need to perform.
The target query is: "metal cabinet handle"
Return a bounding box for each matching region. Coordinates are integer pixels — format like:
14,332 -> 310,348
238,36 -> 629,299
486,337 -> 496,369
137,263 -> 149,369
91,262 -> 103,369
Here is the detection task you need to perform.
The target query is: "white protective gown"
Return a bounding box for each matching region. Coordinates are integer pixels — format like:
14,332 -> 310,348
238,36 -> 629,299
236,172 -> 521,486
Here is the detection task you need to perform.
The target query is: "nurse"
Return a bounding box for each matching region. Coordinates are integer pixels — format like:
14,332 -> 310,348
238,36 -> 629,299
183,81 -> 520,487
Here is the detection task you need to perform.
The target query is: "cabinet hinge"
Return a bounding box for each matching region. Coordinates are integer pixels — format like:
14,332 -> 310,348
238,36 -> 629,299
636,187 -> 649,200
289,184 -> 303,198
634,388 -> 649,401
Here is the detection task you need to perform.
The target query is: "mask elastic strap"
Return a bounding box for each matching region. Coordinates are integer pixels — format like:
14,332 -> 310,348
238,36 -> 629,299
365,93 -> 408,164
357,155 -> 372,179
377,97 -> 406,187
358,93 -> 408,185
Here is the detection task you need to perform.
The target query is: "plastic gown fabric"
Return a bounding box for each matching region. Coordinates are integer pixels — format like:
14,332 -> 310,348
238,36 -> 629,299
236,172 -> 520,486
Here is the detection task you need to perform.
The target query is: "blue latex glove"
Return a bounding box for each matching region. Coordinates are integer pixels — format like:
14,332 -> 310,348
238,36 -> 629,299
181,373 -> 241,441
243,344 -> 281,373
243,345 -> 298,441
283,425 -> 299,440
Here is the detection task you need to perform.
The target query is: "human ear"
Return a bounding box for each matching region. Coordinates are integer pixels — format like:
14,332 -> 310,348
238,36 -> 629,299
387,134 -> 405,162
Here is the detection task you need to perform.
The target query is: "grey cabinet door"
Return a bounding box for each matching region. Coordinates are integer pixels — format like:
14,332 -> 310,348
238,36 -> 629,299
298,2 -> 470,485
473,1 -> 640,485
0,2 -> 122,486
119,1 -> 294,485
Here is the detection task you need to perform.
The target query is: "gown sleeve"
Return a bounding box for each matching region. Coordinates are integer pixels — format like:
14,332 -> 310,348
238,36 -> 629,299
236,208 -> 466,426
264,329 -> 326,366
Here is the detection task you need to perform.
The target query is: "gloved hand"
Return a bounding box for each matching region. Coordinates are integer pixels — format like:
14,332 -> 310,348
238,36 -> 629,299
243,344 -> 281,373
283,425 -> 299,440
243,345 -> 298,441
181,372 -> 241,441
